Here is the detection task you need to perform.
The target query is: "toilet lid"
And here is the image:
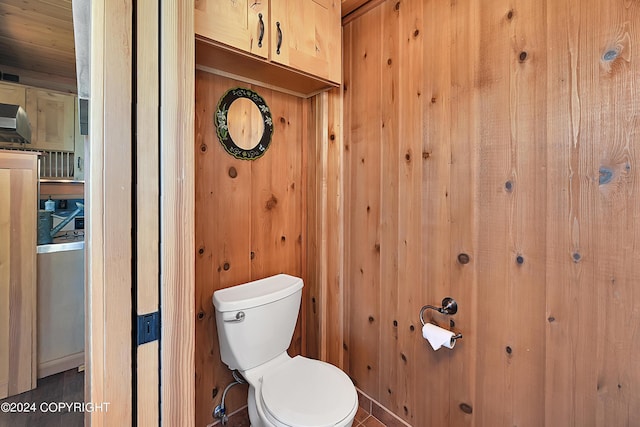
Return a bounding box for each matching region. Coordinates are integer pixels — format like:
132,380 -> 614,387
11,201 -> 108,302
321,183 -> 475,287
260,356 -> 357,427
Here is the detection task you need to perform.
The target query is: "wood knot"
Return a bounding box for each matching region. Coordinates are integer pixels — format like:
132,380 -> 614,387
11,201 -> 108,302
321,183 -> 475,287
516,255 -> 524,264
459,403 -> 473,414
507,10 -> 514,20
265,194 -> 278,210
413,29 -> 420,38
405,150 -> 412,162
200,144 -> 207,152
505,180 -> 513,191
368,315 -> 375,323
519,51 -> 528,62
394,1 -> 400,11
330,133 -> 336,141
599,166 -> 613,185
223,262 -> 230,271
423,151 -> 431,159
387,58 -> 392,65
197,311 -> 205,320
458,253 -> 470,264
198,247 -> 205,255
228,167 -> 238,178
603,50 -> 618,61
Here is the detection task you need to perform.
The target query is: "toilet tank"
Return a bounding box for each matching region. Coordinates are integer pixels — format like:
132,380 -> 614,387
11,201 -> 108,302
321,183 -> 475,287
212,274 -> 303,371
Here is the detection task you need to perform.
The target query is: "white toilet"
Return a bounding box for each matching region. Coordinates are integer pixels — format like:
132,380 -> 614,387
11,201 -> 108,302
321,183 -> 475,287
213,274 -> 358,427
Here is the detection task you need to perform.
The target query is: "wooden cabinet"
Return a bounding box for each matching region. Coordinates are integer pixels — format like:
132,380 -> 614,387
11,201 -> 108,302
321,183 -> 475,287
0,82 -> 28,149
0,82 -> 77,154
0,81 -> 26,106
0,150 -> 38,399
270,0 -> 341,84
195,0 -> 269,59
25,88 -> 76,152
195,0 -> 341,89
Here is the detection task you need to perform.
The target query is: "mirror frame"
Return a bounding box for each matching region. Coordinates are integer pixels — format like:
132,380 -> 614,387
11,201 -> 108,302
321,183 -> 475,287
214,87 -> 274,160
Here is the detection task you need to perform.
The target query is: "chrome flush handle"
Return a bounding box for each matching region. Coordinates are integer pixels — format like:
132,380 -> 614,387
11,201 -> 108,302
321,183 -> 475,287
224,311 -> 246,323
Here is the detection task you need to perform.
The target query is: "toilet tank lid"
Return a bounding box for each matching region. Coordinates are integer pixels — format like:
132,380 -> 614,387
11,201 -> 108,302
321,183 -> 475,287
213,274 -> 303,312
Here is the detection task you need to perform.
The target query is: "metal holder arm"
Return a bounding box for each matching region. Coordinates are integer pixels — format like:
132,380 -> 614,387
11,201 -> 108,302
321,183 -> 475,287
419,297 -> 458,326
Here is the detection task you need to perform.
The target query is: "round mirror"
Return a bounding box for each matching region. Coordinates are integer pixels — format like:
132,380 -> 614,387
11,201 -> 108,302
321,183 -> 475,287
227,98 -> 265,150
214,87 -> 273,160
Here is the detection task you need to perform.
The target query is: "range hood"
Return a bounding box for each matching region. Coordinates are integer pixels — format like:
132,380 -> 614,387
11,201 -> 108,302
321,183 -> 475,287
0,103 -> 31,144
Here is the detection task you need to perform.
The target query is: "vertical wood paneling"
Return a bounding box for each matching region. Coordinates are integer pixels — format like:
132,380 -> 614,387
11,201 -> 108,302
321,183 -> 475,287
395,1 -> 423,424
342,23 -> 353,375
447,0 -> 480,425
544,0 -> 599,422
505,1 -> 547,424
345,5 -> 383,397
306,89 -> 345,367
474,1 -> 547,425
378,0 -> 400,416
194,72 -> 307,426
591,3 -> 640,423
546,0 -> 640,425
195,72 -> 252,427
325,87 -> 344,368
423,0 -> 455,424
251,89 -> 305,356
342,0 -> 640,426
473,1 -> 516,423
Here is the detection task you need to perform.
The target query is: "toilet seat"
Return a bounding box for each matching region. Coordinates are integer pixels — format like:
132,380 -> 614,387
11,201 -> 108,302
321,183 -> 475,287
259,356 -> 357,427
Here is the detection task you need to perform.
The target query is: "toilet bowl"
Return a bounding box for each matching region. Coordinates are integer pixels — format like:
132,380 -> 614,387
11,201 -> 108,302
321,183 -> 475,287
247,354 -> 357,427
213,274 -> 358,427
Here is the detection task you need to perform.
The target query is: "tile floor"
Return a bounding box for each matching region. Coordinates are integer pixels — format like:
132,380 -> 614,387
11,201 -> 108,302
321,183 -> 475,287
213,389 -> 409,427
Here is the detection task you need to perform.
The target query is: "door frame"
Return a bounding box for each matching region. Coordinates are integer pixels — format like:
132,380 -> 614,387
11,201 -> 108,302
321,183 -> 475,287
86,0 -> 194,424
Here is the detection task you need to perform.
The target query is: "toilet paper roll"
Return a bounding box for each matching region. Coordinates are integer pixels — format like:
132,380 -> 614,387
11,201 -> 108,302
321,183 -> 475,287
422,323 -> 456,350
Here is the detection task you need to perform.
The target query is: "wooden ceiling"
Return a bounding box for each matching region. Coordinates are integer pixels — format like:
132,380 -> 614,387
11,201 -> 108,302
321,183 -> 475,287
0,0 -> 370,93
0,0 -> 77,93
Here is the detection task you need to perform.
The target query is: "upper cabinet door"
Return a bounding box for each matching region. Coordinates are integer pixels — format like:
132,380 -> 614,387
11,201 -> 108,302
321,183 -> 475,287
25,89 -> 75,152
195,0 -> 269,59
0,82 -> 26,107
271,0 -> 341,84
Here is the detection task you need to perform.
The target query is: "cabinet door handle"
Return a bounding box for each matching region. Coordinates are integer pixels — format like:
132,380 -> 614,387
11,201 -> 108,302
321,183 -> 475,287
258,13 -> 264,48
276,21 -> 282,55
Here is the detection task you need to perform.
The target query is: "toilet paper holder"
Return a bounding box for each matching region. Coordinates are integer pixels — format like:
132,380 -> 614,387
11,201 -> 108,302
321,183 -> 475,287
419,297 -> 463,343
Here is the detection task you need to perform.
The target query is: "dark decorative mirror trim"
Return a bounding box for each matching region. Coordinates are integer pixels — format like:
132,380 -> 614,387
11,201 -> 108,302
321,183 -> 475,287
214,87 -> 274,160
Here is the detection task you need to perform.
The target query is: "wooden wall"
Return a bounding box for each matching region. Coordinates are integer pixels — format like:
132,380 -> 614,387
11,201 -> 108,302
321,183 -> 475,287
342,0 -> 640,426
194,71 -> 312,426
